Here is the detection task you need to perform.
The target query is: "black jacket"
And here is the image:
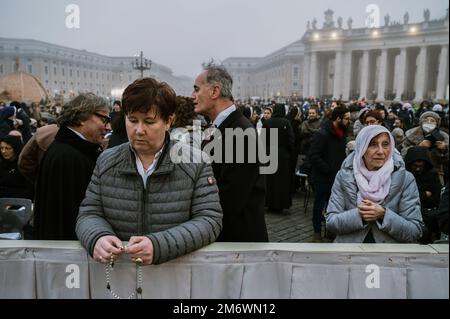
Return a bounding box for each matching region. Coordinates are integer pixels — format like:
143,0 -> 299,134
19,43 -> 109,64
309,120 -> 347,184
204,109 -> 268,242
0,158 -> 34,200
404,146 -> 442,209
262,111 -> 295,210
34,126 -> 102,240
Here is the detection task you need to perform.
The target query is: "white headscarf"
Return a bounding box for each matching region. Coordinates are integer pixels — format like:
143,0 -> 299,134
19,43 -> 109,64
353,125 -> 395,205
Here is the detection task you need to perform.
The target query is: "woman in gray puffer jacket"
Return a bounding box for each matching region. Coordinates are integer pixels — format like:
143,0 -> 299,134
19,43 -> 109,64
76,78 -> 223,265
326,125 -> 423,243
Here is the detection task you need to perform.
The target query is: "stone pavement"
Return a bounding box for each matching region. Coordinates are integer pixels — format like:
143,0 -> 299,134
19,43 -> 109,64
265,189 -> 318,243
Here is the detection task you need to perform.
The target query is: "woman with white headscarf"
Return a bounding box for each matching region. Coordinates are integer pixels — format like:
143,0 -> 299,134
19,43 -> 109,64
326,125 -> 423,243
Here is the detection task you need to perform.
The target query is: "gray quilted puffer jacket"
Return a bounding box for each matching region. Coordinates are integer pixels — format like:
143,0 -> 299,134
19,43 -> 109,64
326,152 -> 423,243
76,139 -> 223,264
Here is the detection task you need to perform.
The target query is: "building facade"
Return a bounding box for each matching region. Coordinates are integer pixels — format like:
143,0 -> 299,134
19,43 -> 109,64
223,40 -> 304,101
224,9 -> 449,102
0,37 -> 193,101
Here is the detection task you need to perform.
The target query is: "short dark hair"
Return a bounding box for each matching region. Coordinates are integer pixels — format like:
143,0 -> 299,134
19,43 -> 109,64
121,78 -> 177,121
331,106 -> 349,121
363,110 -> 383,124
113,100 -> 122,107
57,93 -> 109,127
309,105 -> 319,114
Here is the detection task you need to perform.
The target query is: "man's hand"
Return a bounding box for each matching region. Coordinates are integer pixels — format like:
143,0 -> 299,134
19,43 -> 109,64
358,199 -> 386,222
93,235 -> 125,263
125,236 -> 154,265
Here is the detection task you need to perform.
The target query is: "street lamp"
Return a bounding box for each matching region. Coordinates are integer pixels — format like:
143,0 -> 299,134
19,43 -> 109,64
131,51 -> 152,79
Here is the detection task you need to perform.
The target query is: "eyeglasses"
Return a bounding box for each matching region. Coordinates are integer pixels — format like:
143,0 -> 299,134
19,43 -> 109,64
94,112 -> 111,125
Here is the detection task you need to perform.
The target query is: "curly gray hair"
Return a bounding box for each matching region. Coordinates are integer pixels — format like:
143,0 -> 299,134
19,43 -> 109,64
57,93 -> 109,127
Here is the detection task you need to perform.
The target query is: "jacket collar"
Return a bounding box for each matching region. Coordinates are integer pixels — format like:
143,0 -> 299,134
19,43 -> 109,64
55,126 -> 102,158
119,133 -> 175,176
217,109 -> 243,131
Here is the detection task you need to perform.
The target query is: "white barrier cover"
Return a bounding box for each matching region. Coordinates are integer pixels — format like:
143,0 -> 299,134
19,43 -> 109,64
0,242 -> 448,299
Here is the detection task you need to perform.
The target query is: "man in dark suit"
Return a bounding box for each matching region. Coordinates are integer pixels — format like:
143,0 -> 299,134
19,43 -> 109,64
192,62 -> 268,242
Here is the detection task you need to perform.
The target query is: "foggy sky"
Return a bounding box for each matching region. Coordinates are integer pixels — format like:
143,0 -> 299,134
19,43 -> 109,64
0,0 -> 448,78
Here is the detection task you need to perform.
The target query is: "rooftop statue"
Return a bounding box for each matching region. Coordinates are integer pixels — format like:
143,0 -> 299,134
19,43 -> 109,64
347,17 -> 353,30
423,9 -> 430,22
384,14 -> 390,27
404,11 -> 409,25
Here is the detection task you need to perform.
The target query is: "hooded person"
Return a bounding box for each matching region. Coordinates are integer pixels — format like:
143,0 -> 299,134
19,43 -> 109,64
0,135 -> 34,200
353,107 -> 369,137
398,102 -> 415,130
402,111 -> 449,184
404,146 -> 442,209
326,125 -> 423,243
405,146 -> 444,244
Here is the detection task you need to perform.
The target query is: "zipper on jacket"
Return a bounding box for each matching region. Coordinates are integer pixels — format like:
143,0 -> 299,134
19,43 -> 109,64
141,186 -> 146,236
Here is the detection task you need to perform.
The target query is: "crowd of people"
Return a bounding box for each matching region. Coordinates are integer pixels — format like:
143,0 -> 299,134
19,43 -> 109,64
0,63 -> 449,265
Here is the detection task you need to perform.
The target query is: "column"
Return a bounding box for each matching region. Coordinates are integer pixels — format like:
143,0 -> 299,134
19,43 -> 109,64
341,51 -> 352,101
414,46 -> 429,101
376,49 -> 388,101
333,51 -> 343,99
303,53 -> 310,98
359,50 -> 370,99
309,52 -> 318,97
436,45 -> 449,100
395,48 -> 408,101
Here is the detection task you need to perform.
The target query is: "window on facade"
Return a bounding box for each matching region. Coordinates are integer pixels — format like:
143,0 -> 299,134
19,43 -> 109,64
0,64 -> 3,74
54,67 -> 57,75
70,69 -> 73,77
45,66 -> 49,75
27,65 -> 33,74
293,82 -> 298,87
77,70 -> 80,77
293,67 -> 299,78
62,69 -> 65,76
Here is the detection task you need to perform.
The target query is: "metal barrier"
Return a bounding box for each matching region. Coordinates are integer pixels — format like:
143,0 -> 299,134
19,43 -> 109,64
0,241 -> 448,299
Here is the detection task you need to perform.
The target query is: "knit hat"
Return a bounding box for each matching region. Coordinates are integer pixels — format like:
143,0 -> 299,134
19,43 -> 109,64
403,103 -> 413,110
432,104 -> 443,112
0,135 -> 23,157
419,111 -> 441,127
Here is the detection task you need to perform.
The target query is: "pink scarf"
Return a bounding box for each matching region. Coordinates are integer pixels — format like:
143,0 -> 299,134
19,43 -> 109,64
353,126 -> 395,205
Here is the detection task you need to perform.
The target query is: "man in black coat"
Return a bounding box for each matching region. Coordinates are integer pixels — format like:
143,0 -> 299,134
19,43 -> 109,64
309,106 -> 350,242
193,62 -> 268,242
33,94 -> 111,240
